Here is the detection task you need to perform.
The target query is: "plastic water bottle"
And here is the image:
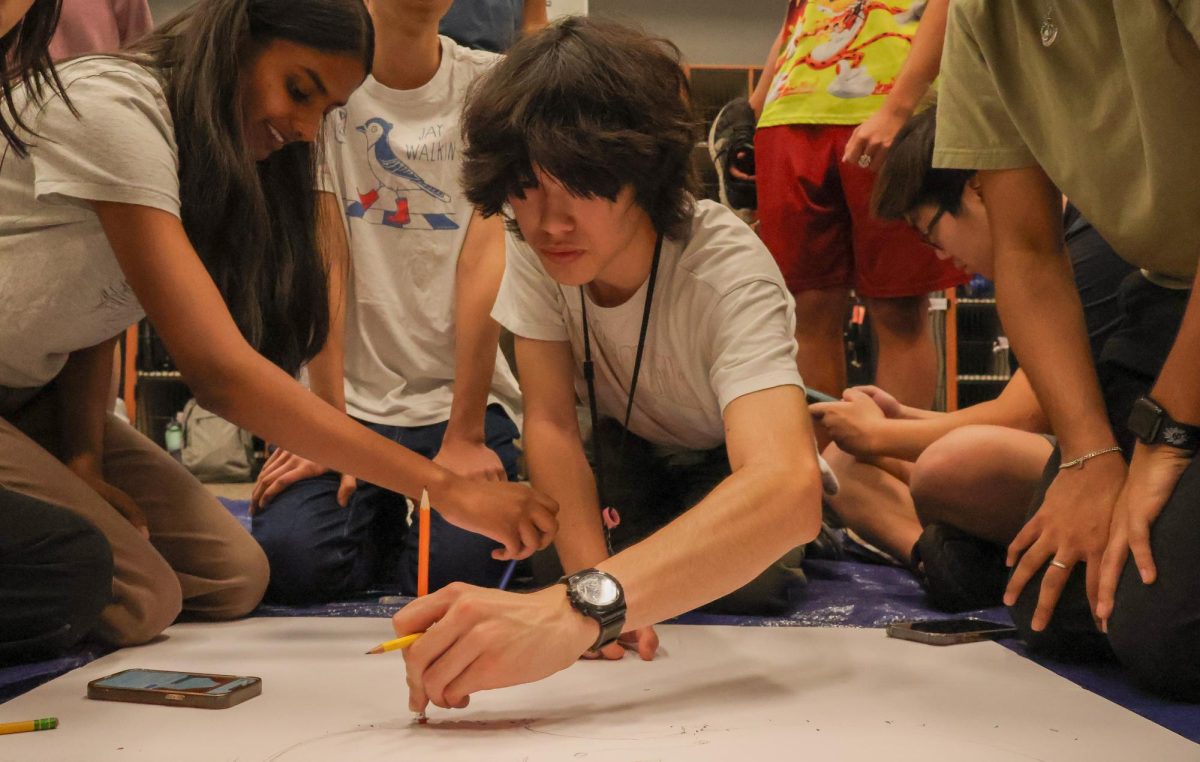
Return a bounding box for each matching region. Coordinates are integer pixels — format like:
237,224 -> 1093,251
164,420 -> 183,462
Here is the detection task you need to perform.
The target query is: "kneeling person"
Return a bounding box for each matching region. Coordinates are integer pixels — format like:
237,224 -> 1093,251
393,18 -> 829,711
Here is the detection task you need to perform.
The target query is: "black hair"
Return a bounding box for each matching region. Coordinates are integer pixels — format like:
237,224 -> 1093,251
1,0 -> 71,158
460,16 -> 699,239
872,106 -> 976,221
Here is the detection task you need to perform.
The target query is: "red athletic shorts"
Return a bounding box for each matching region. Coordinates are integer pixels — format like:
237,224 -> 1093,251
755,123 -> 968,298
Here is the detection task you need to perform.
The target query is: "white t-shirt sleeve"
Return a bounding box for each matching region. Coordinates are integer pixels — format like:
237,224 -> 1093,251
706,279 -> 804,412
491,233 -> 570,342
316,110 -> 343,195
29,66 -> 180,216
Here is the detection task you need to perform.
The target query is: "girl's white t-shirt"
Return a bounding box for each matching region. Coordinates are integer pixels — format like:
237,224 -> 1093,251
0,56 -> 178,389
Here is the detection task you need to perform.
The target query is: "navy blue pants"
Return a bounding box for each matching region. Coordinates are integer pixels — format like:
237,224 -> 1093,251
251,405 -> 520,604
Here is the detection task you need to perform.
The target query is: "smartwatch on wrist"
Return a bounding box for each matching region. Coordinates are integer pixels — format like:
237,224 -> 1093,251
1128,394 -> 1200,453
559,568 -> 626,651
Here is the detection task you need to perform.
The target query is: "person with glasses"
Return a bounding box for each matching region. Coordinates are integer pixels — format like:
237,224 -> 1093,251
810,107 -> 1134,612
934,0 -> 1200,700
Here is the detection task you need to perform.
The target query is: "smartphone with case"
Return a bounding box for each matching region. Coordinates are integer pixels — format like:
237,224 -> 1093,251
806,389 -> 838,404
886,619 -> 1017,646
87,669 -> 261,709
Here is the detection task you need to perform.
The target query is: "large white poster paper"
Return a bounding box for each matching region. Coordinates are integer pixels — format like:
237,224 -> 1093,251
0,619 -> 1192,761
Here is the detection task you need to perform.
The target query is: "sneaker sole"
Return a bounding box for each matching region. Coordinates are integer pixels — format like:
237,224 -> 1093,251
707,105 -> 734,210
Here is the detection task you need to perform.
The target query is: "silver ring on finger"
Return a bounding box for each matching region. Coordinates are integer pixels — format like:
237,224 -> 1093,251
1049,559 -> 1069,570
857,154 -> 872,168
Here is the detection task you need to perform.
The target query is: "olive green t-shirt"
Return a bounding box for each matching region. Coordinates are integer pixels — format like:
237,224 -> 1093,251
933,0 -> 1200,282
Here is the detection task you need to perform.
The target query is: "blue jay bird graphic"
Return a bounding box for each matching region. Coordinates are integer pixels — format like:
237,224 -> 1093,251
345,117 -> 458,230
359,117 -> 450,201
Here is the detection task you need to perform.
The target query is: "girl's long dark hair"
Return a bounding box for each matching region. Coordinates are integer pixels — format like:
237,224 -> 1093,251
132,0 -> 373,376
2,0 -> 71,157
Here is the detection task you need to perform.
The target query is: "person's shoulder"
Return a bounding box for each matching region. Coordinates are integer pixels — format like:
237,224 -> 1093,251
676,200 -> 786,297
946,0 -> 1014,39
54,55 -> 164,97
947,0 -> 990,24
506,230 -> 551,274
443,36 -> 501,73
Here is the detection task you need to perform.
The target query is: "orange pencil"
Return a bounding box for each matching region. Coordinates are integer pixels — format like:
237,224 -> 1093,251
417,487 -> 430,597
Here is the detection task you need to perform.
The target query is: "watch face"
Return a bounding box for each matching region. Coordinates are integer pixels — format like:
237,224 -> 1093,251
1128,397 -> 1162,441
576,573 -> 621,607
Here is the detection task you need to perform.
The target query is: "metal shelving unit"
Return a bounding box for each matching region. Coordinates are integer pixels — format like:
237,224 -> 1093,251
944,290 -> 1011,410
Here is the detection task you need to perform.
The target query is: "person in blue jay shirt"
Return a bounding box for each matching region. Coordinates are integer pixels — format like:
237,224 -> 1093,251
251,0 -> 526,604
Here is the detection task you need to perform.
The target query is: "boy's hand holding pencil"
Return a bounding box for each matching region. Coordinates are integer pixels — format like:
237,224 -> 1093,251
390,583 -> 598,714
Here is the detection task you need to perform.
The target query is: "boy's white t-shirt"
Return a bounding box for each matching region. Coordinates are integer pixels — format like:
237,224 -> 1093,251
320,36 -> 521,427
492,200 -> 805,451
0,57 -> 178,389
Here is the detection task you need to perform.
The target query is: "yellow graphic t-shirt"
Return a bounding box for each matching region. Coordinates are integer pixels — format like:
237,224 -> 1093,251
759,0 -> 925,128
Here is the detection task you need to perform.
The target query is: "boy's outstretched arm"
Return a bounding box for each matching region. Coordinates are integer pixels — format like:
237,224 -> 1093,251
394,384 -> 823,711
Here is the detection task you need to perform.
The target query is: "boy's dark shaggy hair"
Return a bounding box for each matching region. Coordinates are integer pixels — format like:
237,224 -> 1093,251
461,16 -> 700,239
872,106 -> 975,222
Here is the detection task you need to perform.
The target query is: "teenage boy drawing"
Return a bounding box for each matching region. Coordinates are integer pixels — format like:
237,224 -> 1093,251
392,18 -> 832,712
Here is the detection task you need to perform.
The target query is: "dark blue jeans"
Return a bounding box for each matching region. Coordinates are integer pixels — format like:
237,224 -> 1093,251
252,405 -> 520,604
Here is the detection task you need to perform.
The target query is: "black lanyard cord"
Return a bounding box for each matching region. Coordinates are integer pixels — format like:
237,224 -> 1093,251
580,232 -> 664,551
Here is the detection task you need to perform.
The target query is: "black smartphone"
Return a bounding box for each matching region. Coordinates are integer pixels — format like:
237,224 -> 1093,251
87,669 -> 262,709
885,618 -> 1018,646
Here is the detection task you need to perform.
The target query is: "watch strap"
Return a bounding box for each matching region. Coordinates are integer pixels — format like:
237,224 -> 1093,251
1130,395 -> 1200,452
590,614 -> 625,652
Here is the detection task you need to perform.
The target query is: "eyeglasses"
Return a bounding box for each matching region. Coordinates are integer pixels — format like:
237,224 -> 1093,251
915,206 -> 948,251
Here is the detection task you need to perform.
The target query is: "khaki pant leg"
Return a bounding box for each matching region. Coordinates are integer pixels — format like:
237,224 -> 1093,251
100,415 -> 269,620
0,416 -> 181,647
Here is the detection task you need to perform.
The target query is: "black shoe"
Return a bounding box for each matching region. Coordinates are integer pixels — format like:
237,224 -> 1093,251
911,523 -> 1007,612
805,520 -> 846,561
707,97 -> 757,213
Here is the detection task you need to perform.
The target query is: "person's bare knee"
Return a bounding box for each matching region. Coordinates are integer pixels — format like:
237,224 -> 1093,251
910,427 -> 989,525
794,288 -> 849,338
912,425 -> 1047,544
866,295 -> 930,343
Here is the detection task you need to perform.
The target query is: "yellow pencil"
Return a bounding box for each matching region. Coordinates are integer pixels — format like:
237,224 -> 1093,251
0,718 -> 58,735
365,632 -> 423,655
366,633 -> 430,723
